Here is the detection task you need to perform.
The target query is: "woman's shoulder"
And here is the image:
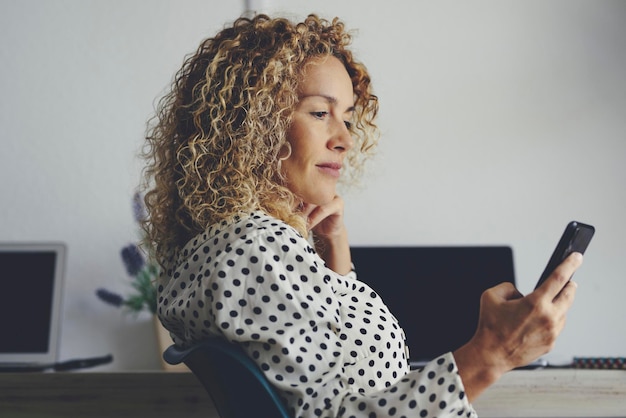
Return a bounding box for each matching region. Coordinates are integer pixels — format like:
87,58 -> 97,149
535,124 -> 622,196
173,211 -> 308,264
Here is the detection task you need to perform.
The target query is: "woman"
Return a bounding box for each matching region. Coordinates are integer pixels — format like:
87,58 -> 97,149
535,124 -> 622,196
142,14 -> 580,418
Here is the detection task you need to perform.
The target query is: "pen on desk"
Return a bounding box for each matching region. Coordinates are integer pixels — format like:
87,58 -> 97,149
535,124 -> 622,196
53,354 -> 114,371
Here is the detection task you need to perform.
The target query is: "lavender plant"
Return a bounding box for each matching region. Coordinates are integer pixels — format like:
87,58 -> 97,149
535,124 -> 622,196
96,192 -> 158,315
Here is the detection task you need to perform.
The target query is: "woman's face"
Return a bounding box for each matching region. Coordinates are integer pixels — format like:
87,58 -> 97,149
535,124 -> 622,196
281,56 -> 355,206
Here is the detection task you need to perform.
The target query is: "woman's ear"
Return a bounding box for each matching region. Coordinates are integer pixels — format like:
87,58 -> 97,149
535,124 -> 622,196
278,142 -> 292,161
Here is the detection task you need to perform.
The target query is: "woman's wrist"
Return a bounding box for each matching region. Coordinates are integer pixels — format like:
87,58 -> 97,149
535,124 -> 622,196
314,227 -> 352,275
453,339 -> 507,402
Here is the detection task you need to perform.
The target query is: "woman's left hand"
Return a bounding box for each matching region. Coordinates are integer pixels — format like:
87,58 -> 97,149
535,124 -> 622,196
303,195 -> 346,239
302,196 -> 352,274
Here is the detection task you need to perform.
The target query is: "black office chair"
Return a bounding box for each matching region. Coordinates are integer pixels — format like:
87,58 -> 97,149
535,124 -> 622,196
163,338 -> 291,418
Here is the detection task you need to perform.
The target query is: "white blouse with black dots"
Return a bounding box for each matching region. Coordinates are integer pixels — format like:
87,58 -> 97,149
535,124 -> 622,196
158,211 -> 477,418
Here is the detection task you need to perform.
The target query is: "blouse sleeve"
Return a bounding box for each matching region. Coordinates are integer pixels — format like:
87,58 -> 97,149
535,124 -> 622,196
196,224 -> 477,418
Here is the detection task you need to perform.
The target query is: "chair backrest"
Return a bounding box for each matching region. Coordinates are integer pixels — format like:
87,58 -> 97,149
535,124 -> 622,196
163,338 -> 291,418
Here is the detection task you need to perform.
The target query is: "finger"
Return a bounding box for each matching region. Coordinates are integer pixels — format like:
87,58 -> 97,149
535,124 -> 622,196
487,281 -> 524,301
553,279 -> 578,309
307,197 -> 344,230
307,208 -> 323,230
301,203 -> 317,218
535,252 -> 583,299
307,204 -> 335,230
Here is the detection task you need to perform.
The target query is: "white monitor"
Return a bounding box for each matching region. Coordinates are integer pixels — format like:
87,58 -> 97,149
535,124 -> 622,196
0,242 -> 66,365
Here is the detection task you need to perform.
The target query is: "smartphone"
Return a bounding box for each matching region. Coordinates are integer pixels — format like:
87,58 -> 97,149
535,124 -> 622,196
534,221 -> 595,290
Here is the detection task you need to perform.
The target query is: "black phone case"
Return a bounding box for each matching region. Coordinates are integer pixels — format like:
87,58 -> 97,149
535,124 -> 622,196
534,221 -> 595,290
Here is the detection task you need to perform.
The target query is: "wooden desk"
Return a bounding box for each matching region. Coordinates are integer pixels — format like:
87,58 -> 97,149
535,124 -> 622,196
0,372 -> 214,418
473,369 -> 626,418
0,369 -> 624,417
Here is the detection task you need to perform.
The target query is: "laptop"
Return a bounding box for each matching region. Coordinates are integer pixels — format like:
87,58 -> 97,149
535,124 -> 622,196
0,242 -> 66,371
350,246 -> 515,368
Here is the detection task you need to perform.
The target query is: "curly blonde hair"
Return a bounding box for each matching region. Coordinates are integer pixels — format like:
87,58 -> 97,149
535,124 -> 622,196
141,14 -> 379,266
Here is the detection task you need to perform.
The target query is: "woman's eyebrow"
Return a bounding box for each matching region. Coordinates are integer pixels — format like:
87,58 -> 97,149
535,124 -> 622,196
300,94 -> 356,113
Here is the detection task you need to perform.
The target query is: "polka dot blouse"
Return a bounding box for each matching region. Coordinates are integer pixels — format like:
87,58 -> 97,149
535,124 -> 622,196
158,211 -> 477,418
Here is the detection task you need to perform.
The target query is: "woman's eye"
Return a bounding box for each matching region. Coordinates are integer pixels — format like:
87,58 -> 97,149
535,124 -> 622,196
344,121 -> 352,130
311,111 -> 329,119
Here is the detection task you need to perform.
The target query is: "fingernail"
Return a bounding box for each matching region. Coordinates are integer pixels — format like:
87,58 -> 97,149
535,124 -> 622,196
573,252 -> 584,262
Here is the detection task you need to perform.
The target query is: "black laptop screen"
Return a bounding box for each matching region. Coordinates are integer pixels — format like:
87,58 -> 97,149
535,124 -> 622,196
350,246 -> 515,362
0,251 -> 57,353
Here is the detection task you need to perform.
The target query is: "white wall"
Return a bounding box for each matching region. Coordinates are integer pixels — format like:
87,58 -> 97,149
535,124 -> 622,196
1,0 -> 624,370
0,0 -> 244,370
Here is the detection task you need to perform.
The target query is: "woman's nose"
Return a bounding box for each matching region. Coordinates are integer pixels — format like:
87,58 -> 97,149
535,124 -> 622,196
329,118 -> 354,152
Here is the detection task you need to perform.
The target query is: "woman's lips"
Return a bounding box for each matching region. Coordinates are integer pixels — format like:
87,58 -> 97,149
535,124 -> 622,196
317,162 -> 342,178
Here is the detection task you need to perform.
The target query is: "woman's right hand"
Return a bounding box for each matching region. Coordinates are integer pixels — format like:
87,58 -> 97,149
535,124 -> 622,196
453,252 -> 582,402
